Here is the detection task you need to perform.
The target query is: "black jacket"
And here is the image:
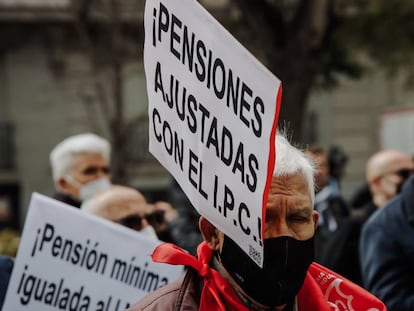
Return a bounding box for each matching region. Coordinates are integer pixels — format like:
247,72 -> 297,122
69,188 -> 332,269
320,202 -> 376,285
0,255 -> 14,309
53,192 -> 81,208
360,175 -> 414,311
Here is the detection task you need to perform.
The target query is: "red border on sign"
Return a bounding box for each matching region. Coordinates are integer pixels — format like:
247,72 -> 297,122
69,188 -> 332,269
261,85 -> 282,243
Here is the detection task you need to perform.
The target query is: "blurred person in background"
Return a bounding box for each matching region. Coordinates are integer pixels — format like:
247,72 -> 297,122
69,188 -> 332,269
328,144 -> 349,192
49,133 -> 112,208
360,172 -> 414,310
349,182 -> 372,210
305,145 -> 349,261
81,185 -> 158,240
320,149 -> 414,284
365,149 -> 414,209
0,254 -> 14,310
148,198 -> 202,255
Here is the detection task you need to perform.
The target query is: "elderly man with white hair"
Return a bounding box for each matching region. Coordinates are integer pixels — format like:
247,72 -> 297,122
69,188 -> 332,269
49,133 -> 112,208
126,132 -> 386,311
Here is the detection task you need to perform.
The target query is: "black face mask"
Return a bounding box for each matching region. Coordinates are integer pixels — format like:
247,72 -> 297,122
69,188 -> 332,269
219,235 -> 314,307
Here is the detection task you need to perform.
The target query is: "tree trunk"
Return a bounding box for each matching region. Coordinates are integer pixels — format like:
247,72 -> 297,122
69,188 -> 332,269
71,0 -> 129,183
108,0 -> 127,183
231,0 -> 333,143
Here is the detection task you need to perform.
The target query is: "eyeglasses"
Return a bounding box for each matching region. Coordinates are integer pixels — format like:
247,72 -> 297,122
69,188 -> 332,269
382,169 -> 414,179
115,215 -> 144,231
394,169 -> 414,179
82,166 -> 110,176
145,210 -> 165,225
115,210 -> 165,231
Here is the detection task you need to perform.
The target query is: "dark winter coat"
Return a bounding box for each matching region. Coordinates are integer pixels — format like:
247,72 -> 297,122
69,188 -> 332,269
360,175 -> 414,310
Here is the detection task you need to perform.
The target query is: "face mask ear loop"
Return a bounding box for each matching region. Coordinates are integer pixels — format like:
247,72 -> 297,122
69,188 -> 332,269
64,174 -> 82,188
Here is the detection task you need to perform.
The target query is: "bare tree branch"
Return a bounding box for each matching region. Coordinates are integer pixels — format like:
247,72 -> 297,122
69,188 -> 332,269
69,0 -> 113,129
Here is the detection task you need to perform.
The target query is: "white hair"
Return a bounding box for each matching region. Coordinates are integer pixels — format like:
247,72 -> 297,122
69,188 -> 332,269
50,133 -> 111,184
273,132 -> 315,206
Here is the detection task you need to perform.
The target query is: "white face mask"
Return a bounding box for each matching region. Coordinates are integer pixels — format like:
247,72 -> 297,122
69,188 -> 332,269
66,176 -> 111,201
80,178 -> 112,201
139,225 -> 158,241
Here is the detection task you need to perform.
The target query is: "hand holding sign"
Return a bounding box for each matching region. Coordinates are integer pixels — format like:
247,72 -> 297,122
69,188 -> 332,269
144,0 -> 281,266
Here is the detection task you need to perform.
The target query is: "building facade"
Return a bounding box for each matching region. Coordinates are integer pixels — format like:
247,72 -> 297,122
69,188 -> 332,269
1,0 -> 414,229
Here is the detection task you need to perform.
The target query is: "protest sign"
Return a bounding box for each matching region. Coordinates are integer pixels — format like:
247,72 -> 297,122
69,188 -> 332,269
2,193 -> 183,311
144,0 -> 282,267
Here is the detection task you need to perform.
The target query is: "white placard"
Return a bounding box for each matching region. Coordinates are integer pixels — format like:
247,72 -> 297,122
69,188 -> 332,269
2,193 -> 184,311
144,0 -> 282,267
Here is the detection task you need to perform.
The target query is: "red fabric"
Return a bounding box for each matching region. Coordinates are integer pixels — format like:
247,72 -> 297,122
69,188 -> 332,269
152,243 -> 387,311
298,262 -> 387,311
151,242 -> 248,311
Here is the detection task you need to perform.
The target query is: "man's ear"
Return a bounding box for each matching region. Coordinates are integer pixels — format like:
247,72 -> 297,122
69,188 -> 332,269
57,177 -> 69,191
370,177 -> 382,194
57,176 -> 76,194
199,217 -> 221,251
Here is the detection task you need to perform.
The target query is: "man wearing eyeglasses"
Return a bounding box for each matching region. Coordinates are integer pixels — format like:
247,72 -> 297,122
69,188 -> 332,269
366,149 -> 414,208
81,185 -> 158,240
49,133 -> 112,208
320,149 -> 414,285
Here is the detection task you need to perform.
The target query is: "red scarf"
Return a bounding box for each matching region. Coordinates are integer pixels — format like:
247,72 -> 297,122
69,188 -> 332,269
298,262 -> 387,311
151,242 -> 248,311
152,242 -> 387,311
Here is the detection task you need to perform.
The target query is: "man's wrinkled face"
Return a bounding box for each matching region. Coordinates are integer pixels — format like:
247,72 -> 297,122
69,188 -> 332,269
264,174 -> 318,240
213,174 -> 318,311
217,174 -> 318,250
71,153 -> 110,184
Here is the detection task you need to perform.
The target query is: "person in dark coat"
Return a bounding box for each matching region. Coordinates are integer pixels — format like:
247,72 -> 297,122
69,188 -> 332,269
305,145 -> 349,261
321,149 -> 414,285
360,173 -> 414,310
0,255 -> 14,309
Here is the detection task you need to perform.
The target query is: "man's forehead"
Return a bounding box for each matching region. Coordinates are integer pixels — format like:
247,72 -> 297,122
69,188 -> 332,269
269,174 -> 310,192
105,199 -> 146,219
266,198 -> 313,213
267,175 -> 312,206
72,153 -> 107,165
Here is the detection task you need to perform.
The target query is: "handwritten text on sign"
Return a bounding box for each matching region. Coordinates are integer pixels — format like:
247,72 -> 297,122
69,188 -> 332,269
144,0 -> 281,267
2,193 -> 183,311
